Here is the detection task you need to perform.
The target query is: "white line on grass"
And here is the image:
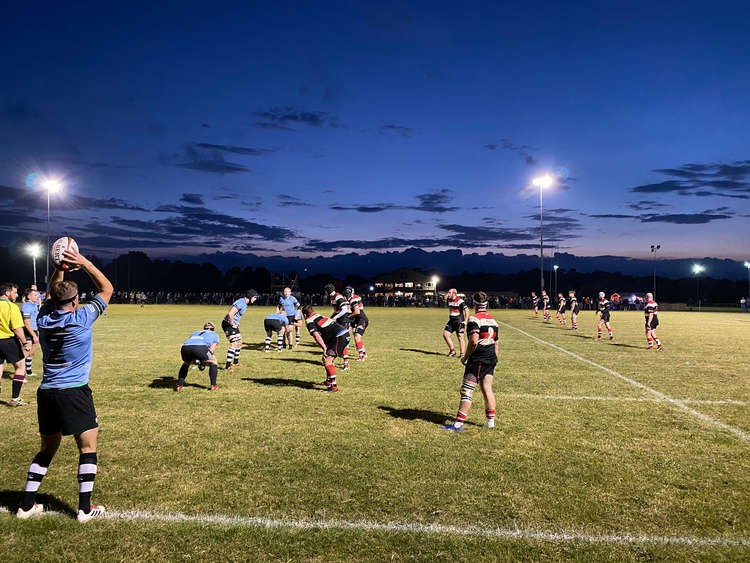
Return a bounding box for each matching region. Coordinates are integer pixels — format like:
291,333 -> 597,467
2,507 -> 748,548
499,393 -> 747,406
498,322 -> 749,442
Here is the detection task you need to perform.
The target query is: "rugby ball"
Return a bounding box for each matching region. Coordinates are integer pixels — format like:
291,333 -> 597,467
51,237 -> 79,270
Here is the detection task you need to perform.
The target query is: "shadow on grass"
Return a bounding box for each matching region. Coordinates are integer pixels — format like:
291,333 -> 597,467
243,377 -> 318,390
399,348 -> 445,357
378,406 -> 481,427
272,357 -> 322,366
149,376 -> 208,390
0,490 -> 77,518
243,342 -> 267,351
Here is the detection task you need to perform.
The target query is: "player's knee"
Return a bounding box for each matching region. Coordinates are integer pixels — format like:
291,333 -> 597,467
460,381 -> 476,403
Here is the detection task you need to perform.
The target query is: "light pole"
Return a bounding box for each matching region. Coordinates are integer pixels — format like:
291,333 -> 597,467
744,262 -> 750,300
532,175 -> 554,293
650,244 -> 661,298
27,243 -> 41,286
43,179 -> 63,289
553,265 -> 559,297
693,264 -> 705,312
432,276 -> 440,307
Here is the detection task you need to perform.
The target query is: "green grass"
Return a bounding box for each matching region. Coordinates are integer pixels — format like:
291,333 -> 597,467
1,306 -> 748,561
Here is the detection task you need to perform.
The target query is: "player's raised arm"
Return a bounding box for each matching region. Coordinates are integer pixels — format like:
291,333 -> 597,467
63,248 -> 114,304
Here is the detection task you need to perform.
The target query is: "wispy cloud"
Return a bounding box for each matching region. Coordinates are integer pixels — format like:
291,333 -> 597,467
193,142 -> 276,156
253,107 -> 340,128
483,139 -> 537,165
629,159 -> 750,198
379,124 -> 416,138
329,189 -> 459,214
170,143 -> 251,174
277,194 -> 312,207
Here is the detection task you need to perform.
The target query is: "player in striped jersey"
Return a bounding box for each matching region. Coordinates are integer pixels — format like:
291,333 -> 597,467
556,292 -> 567,326
541,290 -> 551,321
325,284 -> 351,369
531,291 -> 539,317
568,290 -> 579,330
301,305 -> 350,392
441,292 -> 499,432
443,288 -> 468,358
644,293 -> 663,350
344,286 -> 368,361
595,292 -> 614,341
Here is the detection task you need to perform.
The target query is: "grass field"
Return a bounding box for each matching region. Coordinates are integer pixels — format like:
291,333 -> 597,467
1,305 -> 749,561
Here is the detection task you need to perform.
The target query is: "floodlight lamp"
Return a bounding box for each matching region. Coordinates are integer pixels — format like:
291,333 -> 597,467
744,261 -> 750,269
43,179 -> 62,193
27,243 -> 41,258
532,175 -> 554,189
431,276 -> 439,285
692,264 -> 704,274
553,265 -> 559,271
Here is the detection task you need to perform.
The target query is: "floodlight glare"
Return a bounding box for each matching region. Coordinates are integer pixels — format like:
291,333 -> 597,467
27,243 -> 41,258
431,276 -> 439,284
553,265 -> 559,271
692,264 -> 705,274
744,261 -> 750,268
532,175 -> 554,189
43,178 -> 62,193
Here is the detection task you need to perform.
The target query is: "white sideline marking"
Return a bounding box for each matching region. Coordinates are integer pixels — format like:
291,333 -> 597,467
2,507 -> 747,548
498,322 -> 749,442
500,393 -> 747,406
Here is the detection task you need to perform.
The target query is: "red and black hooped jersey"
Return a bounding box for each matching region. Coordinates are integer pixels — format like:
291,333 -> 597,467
466,311 -> 499,364
558,297 -> 566,311
330,293 -> 351,322
305,313 -> 347,341
542,295 -> 549,307
532,295 -> 539,305
598,299 -> 610,312
569,296 -> 578,309
447,297 -> 467,318
349,294 -> 368,321
644,300 -> 658,318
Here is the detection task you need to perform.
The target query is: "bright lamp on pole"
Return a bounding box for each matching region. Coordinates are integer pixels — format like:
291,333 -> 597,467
693,264 -> 705,312
27,242 -> 41,286
41,177 -> 64,289
532,174 -> 554,294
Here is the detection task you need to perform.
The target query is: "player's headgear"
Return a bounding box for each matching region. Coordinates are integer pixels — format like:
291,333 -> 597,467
324,283 -> 336,295
473,291 -> 488,308
203,322 -> 215,331
344,286 -> 354,299
246,289 -> 258,299
598,291 -> 605,298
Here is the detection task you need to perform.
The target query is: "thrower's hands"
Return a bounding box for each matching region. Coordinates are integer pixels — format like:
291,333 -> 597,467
60,247 -> 90,271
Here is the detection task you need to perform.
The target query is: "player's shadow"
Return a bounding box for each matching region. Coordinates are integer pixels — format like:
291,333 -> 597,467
148,376 -> 208,390
243,342 -> 267,351
272,357 -> 322,366
378,406 -> 481,427
0,490 -> 77,518
610,342 -> 644,349
399,348 -> 444,357
243,377 -> 318,390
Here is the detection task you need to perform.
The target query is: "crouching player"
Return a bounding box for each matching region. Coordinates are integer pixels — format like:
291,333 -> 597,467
301,305 -> 349,392
263,306 -> 289,352
177,322 -> 219,391
644,293 -> 663,350
345,286 -> 368,361
441,292 -> 499,432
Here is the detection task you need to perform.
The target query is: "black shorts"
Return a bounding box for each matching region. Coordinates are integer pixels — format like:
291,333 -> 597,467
444,317 -> 464,334
286,315 -> 296,325
464,361 -> 497,384
181,344 -> 213,363
352,316 -> 368,335
37,385 -> 98,436
221,319 -> 241,340
557,308 -> 565,315
264,319 -> 285,333
571,305 -> 579,315
646,317 -> 659,330
325,332 -> 350,358
599,310 -> 611,323
0,337 -> 23,364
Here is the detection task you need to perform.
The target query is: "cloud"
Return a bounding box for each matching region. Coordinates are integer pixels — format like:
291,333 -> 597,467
639,212 -> 733,224
328,189 -> 459,214
253,107 -> 340,128
630,159 -> 750,197
254,122 -> 296,131
628,200 -> 670,211
180,193 -> 204,205
277,194 -> 312,207
379,124 -> 416,138
0,184 -> 148,212
589,214 -> 637,219
173,143 -> 251,174
483,139 -> 537,165
193,142 -> 276,156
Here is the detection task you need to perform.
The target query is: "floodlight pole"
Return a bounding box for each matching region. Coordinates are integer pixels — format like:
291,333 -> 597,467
46,190 -> 51,289
651,244 -> 660,299
32,254 -> 37,287
539,185 -> 544,293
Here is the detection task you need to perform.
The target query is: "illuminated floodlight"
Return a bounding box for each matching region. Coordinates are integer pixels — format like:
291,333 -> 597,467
692,264 -> 705,275
43,178 -> 63,193
744,261 -> 750,269
27,242 -> 41,258
532,175 -> 554,189
553,265 -> 559,271
431,276 -> 439,285
369,286 -> 374,291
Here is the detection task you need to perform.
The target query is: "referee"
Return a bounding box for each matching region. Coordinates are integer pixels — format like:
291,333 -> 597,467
0,282 -> 32,406
17,246 -> 113,522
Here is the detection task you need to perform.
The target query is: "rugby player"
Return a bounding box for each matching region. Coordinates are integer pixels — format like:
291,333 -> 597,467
541,290 -> 551,321
293,308 -> 303,346
568,290 -> 579,330
443,288 -> 468,358
177,322 -> 219,391
556,292 -> 567,327
279,287 -> 299,350
595,291 -> 614,341
644,293 -> 663,350
222,289 -> 258,370
302,305 -> 350,392
0,282 -> 31,406
325,283 -> 351,369
17,246 -> 112,522
531,291 -> 539,317
441,292 -> 499,432
345,286 -> 368,361
21,288 -> 41,376
264,306 -> 289,352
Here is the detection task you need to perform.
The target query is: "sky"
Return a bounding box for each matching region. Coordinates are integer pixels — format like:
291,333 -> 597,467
1,0 -> 749,263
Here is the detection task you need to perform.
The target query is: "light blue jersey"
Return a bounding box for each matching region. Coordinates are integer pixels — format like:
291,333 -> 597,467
183,329 -> 220,347
279,295 -> 299,316
21,301 -> 39,331
38,296 -> 107,389
231,298 -> 247,325
265,313 -> 289,325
